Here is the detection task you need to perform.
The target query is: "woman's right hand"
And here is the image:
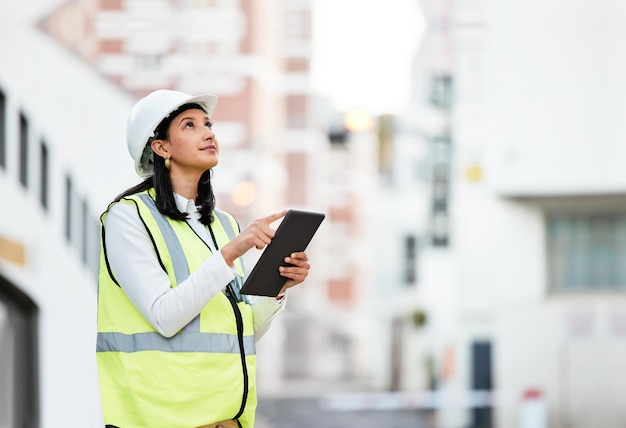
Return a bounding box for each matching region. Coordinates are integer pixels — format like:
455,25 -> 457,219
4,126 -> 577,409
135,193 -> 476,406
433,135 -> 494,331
220,210 -> 287,266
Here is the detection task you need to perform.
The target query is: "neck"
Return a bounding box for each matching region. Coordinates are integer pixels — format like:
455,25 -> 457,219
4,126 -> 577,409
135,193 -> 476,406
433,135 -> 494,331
170,172 -> 201,200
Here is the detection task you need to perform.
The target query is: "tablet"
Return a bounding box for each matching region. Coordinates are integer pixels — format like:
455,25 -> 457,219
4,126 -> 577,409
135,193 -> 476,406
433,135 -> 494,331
240,209 -> 325,297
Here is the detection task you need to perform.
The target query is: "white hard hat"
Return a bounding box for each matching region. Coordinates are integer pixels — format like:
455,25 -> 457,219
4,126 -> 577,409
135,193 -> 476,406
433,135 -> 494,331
126,89 -> 219,178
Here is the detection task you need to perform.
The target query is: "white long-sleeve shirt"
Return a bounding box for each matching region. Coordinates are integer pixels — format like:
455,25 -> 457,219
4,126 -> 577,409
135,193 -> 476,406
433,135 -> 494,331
103,193 -> 285,339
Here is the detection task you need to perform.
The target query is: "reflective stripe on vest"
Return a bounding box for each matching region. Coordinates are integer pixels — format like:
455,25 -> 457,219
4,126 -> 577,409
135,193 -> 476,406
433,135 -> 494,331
135,193 -> 247,303
97,331 -> 255,354
97,194 -> 254,356
136,193 -> 190,285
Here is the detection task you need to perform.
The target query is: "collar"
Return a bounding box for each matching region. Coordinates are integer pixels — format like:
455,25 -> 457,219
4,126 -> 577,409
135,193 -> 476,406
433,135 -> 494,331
173,193 -> 198,215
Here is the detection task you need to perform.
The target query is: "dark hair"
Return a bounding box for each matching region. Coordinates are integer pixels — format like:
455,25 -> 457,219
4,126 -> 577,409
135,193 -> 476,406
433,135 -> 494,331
113,103 -> 216,225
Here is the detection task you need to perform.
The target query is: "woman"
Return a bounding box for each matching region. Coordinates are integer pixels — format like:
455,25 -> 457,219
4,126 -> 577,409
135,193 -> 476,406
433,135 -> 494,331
96,89 -> 310,428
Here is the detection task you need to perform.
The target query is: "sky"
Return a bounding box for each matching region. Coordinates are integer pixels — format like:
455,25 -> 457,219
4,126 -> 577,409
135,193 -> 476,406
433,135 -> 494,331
311,0 -> 426,116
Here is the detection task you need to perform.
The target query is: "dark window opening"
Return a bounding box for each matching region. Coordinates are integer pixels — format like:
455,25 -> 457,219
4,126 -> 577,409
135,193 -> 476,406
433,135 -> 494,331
19,113 -> 29,188
404,235 -> 418,284
39,141 -> 49,210
0,90 -> 6,170
64,175 -> 73,242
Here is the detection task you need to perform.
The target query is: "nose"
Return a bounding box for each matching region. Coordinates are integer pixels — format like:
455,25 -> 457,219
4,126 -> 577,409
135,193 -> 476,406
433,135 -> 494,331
204,127 -> 215,140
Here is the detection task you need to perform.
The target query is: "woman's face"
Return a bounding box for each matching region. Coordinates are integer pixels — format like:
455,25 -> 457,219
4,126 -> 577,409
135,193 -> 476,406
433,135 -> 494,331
164,108 -> 218,175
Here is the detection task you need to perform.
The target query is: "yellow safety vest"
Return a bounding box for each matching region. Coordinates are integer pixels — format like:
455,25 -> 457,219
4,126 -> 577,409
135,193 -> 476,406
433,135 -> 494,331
96,190 -> 257,428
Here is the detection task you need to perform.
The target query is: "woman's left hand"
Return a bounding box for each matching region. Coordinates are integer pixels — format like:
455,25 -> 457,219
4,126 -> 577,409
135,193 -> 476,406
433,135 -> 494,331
277,251 -> 310,295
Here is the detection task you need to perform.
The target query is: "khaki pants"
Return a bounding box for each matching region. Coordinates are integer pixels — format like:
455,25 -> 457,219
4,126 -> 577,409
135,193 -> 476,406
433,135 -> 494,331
198,420 -> 239,428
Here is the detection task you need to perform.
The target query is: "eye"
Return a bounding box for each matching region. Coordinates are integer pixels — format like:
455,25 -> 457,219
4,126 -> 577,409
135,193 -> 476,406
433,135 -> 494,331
205,121 -> 213,129
184,121 -> 194,128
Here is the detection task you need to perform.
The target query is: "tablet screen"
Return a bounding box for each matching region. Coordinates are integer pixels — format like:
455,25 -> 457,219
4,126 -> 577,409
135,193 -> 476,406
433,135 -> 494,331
240,209 -> 325,297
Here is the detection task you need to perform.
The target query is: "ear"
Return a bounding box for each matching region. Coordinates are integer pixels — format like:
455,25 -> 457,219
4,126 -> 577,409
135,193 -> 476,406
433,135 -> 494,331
151,139 -> 170,159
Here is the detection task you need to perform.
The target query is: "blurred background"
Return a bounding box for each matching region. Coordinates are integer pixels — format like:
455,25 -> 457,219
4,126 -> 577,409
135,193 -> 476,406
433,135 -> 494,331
2,0 -> 626,427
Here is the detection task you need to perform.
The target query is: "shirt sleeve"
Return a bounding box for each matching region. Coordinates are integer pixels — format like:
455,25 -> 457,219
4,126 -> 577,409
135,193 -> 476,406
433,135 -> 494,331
104,202 -> 237,337
251,295 -> 286,341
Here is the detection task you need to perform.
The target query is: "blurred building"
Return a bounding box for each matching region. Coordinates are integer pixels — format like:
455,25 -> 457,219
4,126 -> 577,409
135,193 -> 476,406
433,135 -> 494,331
0,0 -> 385,426
392,0 -> 626,427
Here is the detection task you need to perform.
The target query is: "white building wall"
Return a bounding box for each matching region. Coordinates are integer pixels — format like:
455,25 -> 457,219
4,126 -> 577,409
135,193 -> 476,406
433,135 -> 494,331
485,0 -> 626,196
0,0 -> 137,425
428,0 -> 626,427
480,1 -> 626,425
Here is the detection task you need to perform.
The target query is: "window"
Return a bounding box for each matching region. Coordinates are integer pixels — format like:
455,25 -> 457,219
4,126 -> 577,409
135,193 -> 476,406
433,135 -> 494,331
134,54 -> 162,72
429,74 -> 453,109
283,312 -> 310,379
19,112 -> 29,188
403,235 -> 418,284
286,95 -> 307,129
86,213 -> 101,277
547,214 -> 626,290
81,198 -> 89,265
64,175 -> 73,242
0,90 -> 5,170
328,111 -> 348,145
283,10 -> 310,39
286,152 -> 306,205
429,132 -> 452,247
80,197 -> 101,276
431,212 -> 449,247
40,140 -> 49,210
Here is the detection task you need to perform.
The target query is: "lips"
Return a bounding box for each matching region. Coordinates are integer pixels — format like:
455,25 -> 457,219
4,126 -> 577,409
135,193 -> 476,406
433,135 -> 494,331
201,144 -> 217,151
